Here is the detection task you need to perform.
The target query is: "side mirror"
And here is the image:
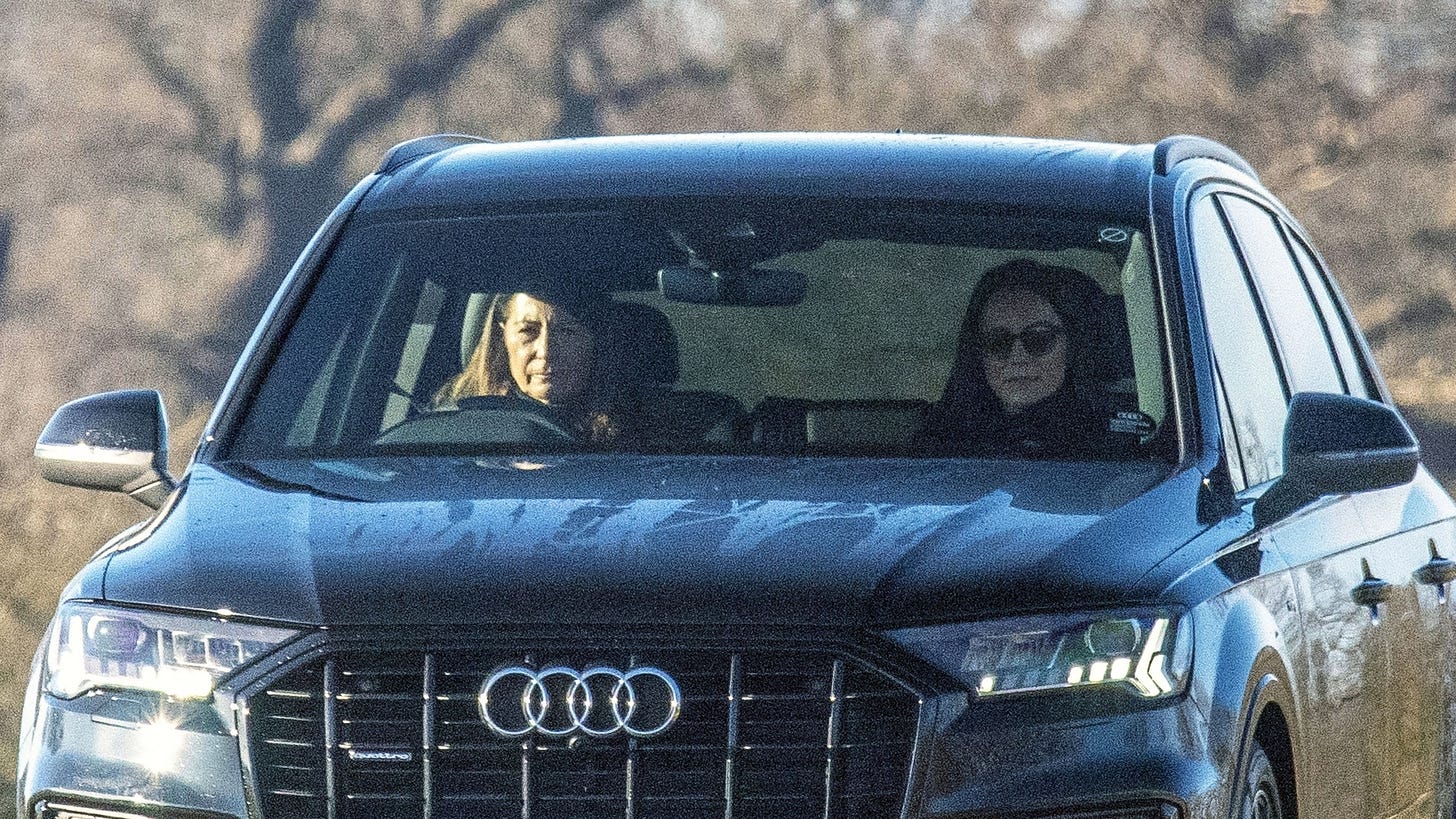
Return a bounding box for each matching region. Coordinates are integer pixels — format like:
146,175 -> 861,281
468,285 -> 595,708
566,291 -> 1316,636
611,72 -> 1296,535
1253,392 -> 1420,528
34,390 -> 178,509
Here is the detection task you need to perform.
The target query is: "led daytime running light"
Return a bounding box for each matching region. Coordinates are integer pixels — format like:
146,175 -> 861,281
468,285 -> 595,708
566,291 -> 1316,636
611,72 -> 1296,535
887,609 -> 1188,700
43,602 -> 300,700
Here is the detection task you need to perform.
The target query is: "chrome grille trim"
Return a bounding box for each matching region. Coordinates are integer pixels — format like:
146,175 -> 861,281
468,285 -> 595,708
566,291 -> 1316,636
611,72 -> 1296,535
823,658 -> 846,817
323,657 -> 339,819
422,652 -> 436,819
724,652 -> 742,819
243,644 -> 920,819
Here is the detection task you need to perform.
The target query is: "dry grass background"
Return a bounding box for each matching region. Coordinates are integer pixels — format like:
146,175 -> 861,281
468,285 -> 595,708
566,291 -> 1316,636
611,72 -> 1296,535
4,0 -> 1456,795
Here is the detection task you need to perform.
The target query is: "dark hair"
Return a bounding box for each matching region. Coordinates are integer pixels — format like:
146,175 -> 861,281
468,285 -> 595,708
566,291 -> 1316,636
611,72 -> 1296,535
940,258 -> 1116,415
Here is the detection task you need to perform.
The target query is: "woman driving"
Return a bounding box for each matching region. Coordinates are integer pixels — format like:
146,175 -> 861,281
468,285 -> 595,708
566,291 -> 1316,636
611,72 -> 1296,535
434,289 -> 628,442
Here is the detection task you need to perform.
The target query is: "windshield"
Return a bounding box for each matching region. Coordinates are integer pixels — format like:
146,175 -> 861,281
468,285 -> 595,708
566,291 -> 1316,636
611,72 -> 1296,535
227,199 -> 1169,461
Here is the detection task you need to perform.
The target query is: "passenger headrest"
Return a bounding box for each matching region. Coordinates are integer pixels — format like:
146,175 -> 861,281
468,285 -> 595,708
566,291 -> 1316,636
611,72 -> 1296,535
611,302 -> 679,386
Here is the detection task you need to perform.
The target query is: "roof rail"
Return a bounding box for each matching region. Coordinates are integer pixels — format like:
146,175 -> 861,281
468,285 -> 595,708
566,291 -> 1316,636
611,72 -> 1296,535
376,134 -> 493,175
1153,135 -> 1258,180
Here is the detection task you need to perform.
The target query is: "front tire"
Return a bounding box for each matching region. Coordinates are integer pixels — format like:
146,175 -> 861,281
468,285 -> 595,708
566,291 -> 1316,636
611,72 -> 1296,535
1238,744 -> 1288,819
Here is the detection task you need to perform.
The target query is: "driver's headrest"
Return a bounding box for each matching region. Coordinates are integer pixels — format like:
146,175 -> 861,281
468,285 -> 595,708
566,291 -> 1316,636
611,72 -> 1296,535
460,292 -> 493,368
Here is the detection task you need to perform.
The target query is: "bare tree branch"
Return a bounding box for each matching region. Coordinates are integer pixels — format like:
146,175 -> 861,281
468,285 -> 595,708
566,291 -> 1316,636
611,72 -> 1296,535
0,212 -> 12,293
576,0 -> 630,26
250,0 -> 322,150
551,46 -> 600,138
313,0 -> 540,165
574,7 -> 731,122
545,0 -> 649,137
107,4 -> 252,233
609,60 -> 733,111
107,5 -> 227,150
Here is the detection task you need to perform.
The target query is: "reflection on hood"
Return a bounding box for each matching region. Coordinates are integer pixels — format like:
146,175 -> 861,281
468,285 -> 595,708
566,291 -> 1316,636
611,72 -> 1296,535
96,456 -> 1188,627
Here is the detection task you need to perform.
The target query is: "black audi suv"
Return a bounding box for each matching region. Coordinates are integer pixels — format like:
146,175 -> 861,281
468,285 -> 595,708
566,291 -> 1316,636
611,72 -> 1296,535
18,132 -> 1456,819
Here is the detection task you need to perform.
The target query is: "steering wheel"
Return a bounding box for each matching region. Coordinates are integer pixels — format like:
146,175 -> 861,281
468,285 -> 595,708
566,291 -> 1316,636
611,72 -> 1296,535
375,394 -> 574,446
455,395 -> 575,441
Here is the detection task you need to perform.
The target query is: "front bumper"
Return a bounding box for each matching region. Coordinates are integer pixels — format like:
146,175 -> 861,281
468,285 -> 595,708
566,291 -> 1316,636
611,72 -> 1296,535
18,692 -> 247,818
19,640 -> 1225,819
20,700 -> 1222,819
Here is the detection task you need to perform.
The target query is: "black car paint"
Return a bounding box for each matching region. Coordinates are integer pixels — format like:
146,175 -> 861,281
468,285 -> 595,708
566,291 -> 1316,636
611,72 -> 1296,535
99,457 -> 1177,629
81,453 -> 1239,818
20,133 -> 1456,819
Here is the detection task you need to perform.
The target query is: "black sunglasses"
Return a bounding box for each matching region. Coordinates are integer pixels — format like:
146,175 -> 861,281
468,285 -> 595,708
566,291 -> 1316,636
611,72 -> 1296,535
979,324 -> 1065,360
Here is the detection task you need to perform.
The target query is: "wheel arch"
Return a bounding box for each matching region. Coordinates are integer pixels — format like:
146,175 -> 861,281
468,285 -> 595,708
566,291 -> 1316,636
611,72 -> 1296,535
1251,696 -> 1298,819
1223,667 -> 1301,819
1186,585 -> 1303,819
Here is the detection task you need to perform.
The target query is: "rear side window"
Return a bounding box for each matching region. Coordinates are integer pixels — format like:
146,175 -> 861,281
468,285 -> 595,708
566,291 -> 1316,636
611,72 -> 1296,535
1190,196 -> 1288,486
1284,232 -> 1372,399
1219,195 -> 1345,395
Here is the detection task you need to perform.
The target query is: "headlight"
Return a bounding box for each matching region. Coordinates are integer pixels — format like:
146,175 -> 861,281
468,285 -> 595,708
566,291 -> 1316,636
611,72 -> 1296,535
886,608 -> 1190,698
44,602 -> 301,700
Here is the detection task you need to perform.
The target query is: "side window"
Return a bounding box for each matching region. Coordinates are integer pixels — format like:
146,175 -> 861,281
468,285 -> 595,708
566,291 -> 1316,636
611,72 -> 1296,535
1219,195 -> 1345,395
286,332 -> 348,447
1284,231 -> 1372,399
1213,362 -> 1247,492
380,279 -> 447,430
1190,196 -> 1288,486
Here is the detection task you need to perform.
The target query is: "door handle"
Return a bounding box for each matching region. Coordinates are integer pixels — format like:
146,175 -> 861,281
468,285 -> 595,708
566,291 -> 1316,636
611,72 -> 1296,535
1414,539 -> 1456,585
1352,558 -> 1391,616
1414,539 -> 1456,603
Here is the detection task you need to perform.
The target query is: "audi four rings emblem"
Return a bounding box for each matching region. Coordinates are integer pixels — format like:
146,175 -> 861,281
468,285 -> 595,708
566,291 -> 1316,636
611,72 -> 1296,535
477,666 -> 683,739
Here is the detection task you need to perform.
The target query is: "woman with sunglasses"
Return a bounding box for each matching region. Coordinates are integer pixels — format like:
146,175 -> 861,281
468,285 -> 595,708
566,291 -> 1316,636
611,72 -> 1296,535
923,258 -> 1126,458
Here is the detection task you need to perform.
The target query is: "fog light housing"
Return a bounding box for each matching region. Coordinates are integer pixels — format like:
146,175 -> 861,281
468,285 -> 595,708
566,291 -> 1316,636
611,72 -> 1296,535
41,802 -> 152,819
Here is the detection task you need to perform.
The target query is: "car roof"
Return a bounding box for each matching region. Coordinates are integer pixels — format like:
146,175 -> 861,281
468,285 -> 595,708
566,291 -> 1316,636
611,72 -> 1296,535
360,132 -> 1157,220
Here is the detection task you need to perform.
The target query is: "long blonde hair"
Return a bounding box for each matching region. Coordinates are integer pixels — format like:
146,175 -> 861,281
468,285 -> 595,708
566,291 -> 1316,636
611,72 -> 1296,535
434,293 -> 516,405
433,292 -> 629,441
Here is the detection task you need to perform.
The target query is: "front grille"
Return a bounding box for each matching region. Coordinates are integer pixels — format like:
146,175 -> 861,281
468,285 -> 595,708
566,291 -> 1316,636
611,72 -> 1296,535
243,644 -> 921,819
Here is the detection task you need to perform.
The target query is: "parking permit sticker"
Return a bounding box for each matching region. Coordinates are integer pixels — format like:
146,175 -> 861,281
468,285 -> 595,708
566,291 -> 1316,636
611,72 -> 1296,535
1109,410 -> 1157,437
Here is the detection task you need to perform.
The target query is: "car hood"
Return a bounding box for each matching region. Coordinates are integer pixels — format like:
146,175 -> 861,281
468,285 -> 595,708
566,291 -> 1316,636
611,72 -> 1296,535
100,456 -> 1204,628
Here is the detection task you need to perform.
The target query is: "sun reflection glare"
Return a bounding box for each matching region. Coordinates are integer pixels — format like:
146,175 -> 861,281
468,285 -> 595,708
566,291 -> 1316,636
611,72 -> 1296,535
135,718 -> 186,773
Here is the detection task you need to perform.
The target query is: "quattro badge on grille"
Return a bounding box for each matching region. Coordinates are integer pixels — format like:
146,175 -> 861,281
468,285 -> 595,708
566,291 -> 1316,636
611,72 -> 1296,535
478,666 -> 682,739
348,748 -> 415,763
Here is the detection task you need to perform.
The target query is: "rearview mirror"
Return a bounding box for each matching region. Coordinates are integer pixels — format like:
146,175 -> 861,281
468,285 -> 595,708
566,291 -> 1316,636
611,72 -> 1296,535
34,389 -> 178,509
1253,392 -> 1419,528
658,266 -> 806,306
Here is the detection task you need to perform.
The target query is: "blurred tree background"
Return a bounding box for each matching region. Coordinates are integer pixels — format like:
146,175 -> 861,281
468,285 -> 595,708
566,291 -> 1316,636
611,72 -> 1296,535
3,0 -> 1456,792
